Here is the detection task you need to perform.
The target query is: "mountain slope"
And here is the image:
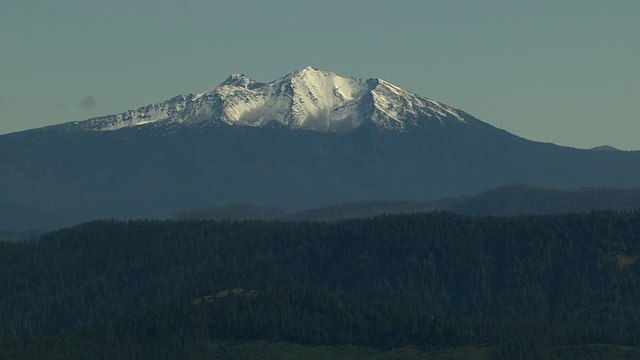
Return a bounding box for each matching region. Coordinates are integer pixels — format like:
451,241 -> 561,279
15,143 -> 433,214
1,67 -> 639,229
280,185 -> 640,221
64,66 -> 470,133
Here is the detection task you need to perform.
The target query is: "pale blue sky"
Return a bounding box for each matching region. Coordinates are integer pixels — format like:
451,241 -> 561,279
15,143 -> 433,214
2,0 -> 639,149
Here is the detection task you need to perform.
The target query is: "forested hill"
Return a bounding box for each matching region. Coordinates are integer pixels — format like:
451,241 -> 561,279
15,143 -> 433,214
1,211 -> 640,358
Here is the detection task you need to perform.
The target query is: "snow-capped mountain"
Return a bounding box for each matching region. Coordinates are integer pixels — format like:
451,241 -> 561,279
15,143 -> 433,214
72,66 -> 467,133
3,66 -> 640,230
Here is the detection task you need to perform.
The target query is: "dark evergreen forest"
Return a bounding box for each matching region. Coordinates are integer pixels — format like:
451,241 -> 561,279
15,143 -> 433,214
1,211 -> 639,358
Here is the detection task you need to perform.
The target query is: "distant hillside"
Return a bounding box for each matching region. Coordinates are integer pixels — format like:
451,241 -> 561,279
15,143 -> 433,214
590,145 -> 620,151
174,185 -> 640,221
450,184 -> 640,215
0,229 -> 43,241
173,205 -> 283,221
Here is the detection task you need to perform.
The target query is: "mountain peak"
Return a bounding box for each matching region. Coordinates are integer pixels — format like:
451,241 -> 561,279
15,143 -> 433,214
295,65 -> 321,74
65,67 -> 474,133
590,145 -> 620,152
285,66 -> 350,89
220,73 -> 261,89
289,66 -> 329,77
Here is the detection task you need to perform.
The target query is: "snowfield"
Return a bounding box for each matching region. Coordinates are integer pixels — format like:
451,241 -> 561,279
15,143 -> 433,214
75,66 -> 467,133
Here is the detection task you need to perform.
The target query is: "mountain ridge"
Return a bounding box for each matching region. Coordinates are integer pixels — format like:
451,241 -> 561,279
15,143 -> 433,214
55,66 -> 472,134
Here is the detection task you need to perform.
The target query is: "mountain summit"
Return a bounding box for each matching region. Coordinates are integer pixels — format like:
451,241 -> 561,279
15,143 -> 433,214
70,66 -> 469,133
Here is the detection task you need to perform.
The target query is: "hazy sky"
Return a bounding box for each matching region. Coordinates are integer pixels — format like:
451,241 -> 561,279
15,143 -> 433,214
2,0 -> 639,150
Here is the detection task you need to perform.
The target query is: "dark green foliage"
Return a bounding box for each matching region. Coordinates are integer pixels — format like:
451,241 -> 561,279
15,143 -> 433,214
1,211 -> 640,357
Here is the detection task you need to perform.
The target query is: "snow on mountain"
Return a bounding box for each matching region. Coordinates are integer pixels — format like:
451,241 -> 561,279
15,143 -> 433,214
72,66 -> 468,133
